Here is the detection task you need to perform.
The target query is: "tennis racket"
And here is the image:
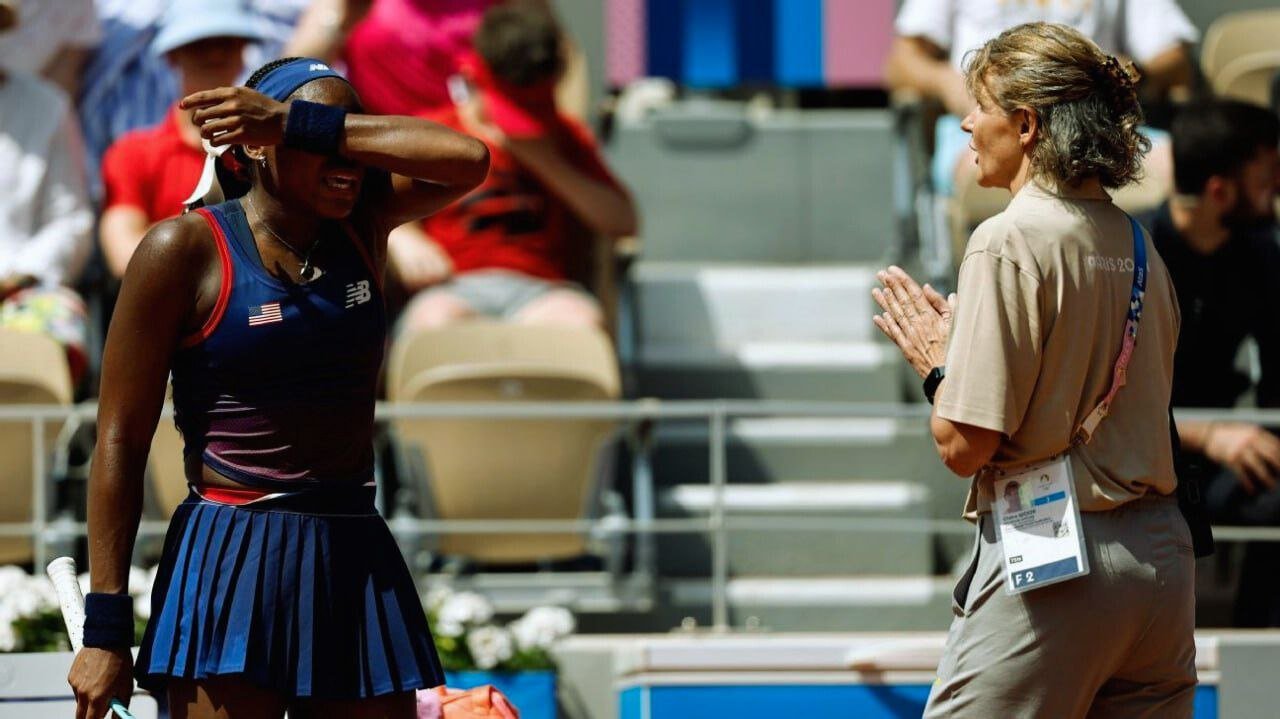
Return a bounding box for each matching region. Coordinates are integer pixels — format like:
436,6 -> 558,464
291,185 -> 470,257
46,556 -> 138,719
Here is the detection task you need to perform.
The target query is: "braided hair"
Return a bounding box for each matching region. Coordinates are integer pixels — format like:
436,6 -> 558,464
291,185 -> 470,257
247,57 -> 301,87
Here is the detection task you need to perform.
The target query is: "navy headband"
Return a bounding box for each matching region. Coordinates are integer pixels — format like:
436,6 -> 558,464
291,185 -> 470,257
253,58 -> 348,101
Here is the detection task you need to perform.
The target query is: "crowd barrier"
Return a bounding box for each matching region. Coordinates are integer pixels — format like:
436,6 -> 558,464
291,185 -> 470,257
5,401 -> 1280,632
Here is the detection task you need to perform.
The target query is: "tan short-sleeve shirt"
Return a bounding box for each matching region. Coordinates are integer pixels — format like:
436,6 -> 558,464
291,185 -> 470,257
937,182 -> 1180,516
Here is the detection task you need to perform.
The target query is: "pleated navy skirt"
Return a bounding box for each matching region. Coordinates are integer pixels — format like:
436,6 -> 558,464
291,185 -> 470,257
135,486 -> 444,699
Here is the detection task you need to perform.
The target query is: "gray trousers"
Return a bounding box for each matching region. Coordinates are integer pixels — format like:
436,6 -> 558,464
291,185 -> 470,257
925,495 -> 1197,718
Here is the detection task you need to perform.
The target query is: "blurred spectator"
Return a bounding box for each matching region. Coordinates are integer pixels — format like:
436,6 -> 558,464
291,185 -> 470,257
77,0 -> 177,199
395,2 -> 636,332
243,0 -> 312,74
0,13 -> 94,385
97,0 -> 265,279
886,0 -> 1198,197
287,0 -> 499,115
0,0 -> 100,100
283,0 -> 371,63
79,0 -> 304,200
287,0 -> 569,117
1138,100 -> 1280,626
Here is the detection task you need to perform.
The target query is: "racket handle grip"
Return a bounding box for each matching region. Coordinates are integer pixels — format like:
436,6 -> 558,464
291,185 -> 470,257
47,558 -> 140,719
46,556 -> 85,653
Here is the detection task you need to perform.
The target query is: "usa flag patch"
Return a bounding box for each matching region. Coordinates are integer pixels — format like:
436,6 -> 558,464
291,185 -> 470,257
248,302 -> 283,326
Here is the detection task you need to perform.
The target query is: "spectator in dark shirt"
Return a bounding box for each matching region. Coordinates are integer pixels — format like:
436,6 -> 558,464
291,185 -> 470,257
1141,99 -> 1280,626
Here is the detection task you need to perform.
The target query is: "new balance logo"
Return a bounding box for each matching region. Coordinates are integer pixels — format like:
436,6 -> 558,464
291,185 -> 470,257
345,280 -> 372,308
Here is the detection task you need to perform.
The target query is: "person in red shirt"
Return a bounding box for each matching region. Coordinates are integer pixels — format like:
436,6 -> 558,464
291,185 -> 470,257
394,2 -> 637,331
98,0 -> 264,279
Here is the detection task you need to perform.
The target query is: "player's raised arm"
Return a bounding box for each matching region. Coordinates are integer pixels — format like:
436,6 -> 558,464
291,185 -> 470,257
182,68 -> 490,231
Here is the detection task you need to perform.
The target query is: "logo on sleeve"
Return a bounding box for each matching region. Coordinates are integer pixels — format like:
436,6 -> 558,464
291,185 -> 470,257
345,280 -> 372,308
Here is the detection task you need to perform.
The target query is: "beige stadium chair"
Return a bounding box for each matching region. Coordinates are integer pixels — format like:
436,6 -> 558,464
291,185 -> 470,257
388,322 -> 620,564
1112,166 -> 1170,216
947,176 -> 1010,260
0,329 -> 72,564
1212,51 -> 1280,107
948,165 -> 1169,264
1201,10 -> 1280,94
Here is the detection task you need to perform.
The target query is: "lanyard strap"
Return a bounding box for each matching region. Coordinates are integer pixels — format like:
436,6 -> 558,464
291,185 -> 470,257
1075,216 -> 1147,444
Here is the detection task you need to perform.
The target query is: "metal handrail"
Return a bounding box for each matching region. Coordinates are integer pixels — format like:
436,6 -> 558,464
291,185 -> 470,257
7,401 -> 1280,422
7,400 -> 1280,632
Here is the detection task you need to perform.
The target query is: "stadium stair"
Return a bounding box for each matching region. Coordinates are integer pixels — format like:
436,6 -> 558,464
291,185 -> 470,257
657,480 -> 933,576
605,102 -> 968,632
647,415 -> 965,632
630,263 -> 898,401
622,263 -> 963,631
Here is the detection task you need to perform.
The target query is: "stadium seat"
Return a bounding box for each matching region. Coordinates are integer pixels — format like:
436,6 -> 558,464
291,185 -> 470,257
1201,9 -> 1280,96
1112,164 -> 1172,216
628,263 -> 900,401
387,322 -> 621,564
947,175 -> 1009,260
0,329 -> 71,564
1212,50 -> 1280,107
947,166 -> 1168,260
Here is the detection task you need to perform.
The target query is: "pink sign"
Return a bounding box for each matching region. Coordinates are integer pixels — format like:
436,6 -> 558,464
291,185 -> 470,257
825,0 -> 895,87
607,0 -> 646,87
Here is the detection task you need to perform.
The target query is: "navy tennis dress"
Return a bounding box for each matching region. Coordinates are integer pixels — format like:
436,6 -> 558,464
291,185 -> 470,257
134,199 -> 444,699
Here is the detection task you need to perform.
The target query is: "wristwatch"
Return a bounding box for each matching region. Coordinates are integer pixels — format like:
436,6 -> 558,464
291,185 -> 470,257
923,366 -> 946,405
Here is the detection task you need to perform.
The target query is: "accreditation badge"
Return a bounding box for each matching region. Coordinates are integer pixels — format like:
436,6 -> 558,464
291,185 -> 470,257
992,455 -> 1089,594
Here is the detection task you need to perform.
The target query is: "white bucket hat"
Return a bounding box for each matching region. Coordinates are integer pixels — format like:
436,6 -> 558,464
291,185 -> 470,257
152,0 -> 267,56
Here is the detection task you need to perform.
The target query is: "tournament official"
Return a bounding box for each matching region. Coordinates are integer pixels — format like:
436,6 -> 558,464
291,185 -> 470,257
872,23 -> 1195,717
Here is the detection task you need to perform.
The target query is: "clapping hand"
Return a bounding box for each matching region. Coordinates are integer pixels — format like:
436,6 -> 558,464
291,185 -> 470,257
872,266 -> 956,379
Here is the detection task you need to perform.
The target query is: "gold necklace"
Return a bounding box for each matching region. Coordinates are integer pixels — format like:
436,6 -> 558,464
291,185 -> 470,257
245,195 -> 321,281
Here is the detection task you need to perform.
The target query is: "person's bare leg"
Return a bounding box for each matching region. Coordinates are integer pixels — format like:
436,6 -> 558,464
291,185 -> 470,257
399,290 -> 479,333
290,691 -> 418,719
512,289 -> 604,328
168,676 -> 288,719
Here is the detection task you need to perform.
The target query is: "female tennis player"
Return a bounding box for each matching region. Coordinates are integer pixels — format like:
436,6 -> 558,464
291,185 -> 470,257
67,57 -> 489,719
874,23 -> 1195,718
